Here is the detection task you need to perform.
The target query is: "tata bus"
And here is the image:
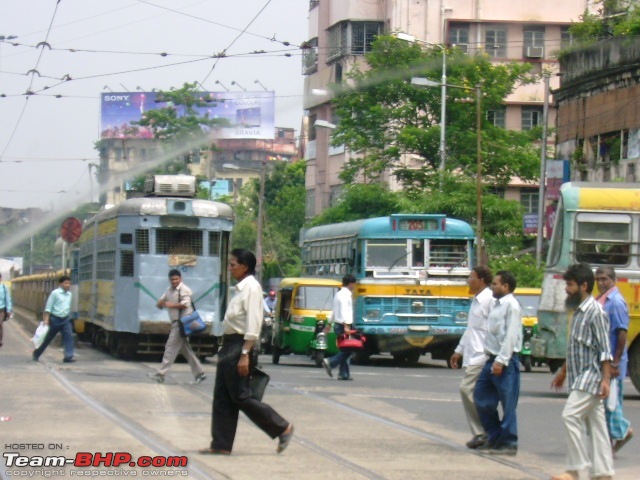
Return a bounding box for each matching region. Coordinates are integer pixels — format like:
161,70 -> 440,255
535,182 -> 640,392
300,214 -> 474,364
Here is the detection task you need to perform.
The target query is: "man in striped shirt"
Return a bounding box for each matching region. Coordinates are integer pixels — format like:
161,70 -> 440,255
551,263 -> 614,480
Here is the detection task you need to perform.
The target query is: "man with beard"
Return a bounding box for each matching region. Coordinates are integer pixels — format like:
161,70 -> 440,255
551,263 -> 614,480
473,270 -> 522,456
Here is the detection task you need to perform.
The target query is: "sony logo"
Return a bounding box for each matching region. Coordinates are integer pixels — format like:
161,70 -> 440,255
103,95 -> 130,101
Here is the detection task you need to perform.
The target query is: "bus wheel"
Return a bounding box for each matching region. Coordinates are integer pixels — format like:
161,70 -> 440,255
628,340 -> 640,394
522,355 -> 532,373
272,347 -> 281,365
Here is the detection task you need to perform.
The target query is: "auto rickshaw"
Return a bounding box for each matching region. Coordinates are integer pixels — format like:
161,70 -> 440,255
271,277 -> 341,367
514,287 -> 542,372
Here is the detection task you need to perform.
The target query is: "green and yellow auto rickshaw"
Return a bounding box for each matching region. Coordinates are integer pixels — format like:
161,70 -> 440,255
271,277 -> 341,367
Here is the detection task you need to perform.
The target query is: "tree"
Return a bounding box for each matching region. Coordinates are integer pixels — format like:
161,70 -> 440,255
569,1 -> 640,39
231,161 -> 307,279
331,35 -> 540,191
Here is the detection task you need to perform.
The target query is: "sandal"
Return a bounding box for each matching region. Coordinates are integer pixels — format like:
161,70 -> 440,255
277,424 -> 294,454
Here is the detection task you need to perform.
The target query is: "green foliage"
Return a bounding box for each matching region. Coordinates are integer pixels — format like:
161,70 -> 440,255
489,254 -> 543,288
231,161 -> 307,279
331,34 -> 539,189
569,1 -> 640,40
309,184 -> 401,226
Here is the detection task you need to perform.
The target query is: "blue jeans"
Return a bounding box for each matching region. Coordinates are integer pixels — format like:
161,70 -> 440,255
328,323 -> 351,379
33,314 -> 74,360
473,355 -> 520,447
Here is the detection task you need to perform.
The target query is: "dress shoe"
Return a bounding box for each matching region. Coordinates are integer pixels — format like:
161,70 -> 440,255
148,373 -> 164,383
63,357 -> 76,363
198,448 -> 231,455
194,373 -> 206,384
338,376 -> 353,381
488,444 -> 517,456
466,434 -> 488,449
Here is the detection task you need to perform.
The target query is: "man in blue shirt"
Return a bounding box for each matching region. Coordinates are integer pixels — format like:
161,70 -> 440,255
32,275 -> 75,363
595,266 -> 633,454
0,273 -> 13,348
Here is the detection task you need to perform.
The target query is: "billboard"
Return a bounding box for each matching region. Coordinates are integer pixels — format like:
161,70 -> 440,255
100,91 -> 275,140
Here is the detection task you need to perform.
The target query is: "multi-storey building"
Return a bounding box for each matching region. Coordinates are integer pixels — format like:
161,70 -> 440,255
303,0 -> 593,218
97,128 -> 299,206
555,37 -> 640,183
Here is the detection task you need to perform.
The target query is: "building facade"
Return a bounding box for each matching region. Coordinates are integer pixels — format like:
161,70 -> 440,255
303,0 -> 594,217
555,36 -> 640,183
97,128 -> 299,206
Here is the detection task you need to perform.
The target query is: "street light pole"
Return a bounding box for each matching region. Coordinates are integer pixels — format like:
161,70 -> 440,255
395,33 -> 447,171
536,74 -> 551,268
475,85 -> 483,266
256,160 -> 266,285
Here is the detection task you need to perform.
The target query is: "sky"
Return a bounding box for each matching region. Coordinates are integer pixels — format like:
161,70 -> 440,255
0,0 -> 309,210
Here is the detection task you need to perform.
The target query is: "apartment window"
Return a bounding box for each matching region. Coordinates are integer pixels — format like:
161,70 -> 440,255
560,26 -> 574,49
329,185 -> 344,206
335,62 -> 343,83
327,21 -> 383,62
487,109 -> 506,128
520,188 -> 539,215
521,107 -> 543,130
302,37 -> 318,75
485,28 -> 507,58
523,26 -> 545,58
114,148 -> 124,162
448,23 -> 469,51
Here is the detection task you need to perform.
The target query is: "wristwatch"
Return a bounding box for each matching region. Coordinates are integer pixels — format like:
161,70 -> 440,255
241,349 -> 250,355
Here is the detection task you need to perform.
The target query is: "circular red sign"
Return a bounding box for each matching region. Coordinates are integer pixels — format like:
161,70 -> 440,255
61,217 -> 82,243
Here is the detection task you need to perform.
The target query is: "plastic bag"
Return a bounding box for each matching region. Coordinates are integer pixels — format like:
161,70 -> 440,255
32,322 -> 49,348
606,379 -> 618,411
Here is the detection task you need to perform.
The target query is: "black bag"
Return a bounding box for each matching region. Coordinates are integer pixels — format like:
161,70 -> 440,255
249,367 -> 270,401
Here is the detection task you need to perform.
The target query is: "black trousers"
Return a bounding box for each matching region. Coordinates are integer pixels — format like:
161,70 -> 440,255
211,334 -> 288,451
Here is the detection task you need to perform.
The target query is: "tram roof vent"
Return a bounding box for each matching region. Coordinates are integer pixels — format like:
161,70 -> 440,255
144,175 -> 196,197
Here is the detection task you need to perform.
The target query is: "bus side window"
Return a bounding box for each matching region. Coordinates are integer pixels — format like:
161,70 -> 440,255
412,240 -> 424,267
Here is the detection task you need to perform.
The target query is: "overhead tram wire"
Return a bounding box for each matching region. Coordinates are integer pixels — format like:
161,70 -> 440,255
200,0 -> 275,86
0,0 -> 61,162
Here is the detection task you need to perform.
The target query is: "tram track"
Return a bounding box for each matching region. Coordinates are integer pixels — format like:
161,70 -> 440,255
11,317 -> 549,479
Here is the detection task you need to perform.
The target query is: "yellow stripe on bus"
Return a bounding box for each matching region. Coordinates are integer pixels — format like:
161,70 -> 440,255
578,189 -> 640,211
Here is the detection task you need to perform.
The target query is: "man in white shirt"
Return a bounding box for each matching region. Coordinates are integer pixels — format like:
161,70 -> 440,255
473,270 -> 522,456
450,266 -> 493,449
323,274 -> 356,380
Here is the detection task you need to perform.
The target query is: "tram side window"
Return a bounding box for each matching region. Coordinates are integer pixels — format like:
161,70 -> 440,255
120,251 -> 134,277
574,214 -> 631,266
136,229 -> 150,254
96,251 -> 116,280
156,229 -> 203,255
209,232 -> 220,257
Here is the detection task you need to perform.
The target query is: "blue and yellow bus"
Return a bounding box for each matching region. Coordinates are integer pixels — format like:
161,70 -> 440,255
300,214 -> 475,363
536,182 -> 640,393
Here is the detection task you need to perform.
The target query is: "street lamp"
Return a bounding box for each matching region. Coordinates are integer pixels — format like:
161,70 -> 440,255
536,74 -> 551,268
222,162 -> 267,284
411,77 -> 483,264
231,81 -> 247,92
396,32 -> 447,171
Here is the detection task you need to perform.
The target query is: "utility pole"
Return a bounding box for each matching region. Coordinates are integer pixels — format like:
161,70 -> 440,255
536,75 -> 551,268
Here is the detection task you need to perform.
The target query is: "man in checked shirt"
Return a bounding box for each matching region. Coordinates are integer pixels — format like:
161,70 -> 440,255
551,263 -> 614,480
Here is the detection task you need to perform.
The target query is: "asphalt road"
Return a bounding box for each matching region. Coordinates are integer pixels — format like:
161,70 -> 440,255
1,315 -> 639,480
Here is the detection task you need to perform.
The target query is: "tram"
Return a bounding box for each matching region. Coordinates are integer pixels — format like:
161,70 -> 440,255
12,175 -> 233,359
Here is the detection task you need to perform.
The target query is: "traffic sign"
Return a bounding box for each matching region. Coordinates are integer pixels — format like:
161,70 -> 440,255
60,217 -> 82,243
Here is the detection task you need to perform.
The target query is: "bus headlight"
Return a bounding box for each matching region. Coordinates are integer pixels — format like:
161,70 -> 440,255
365,309 -> 381,321
455,311 -> 468,322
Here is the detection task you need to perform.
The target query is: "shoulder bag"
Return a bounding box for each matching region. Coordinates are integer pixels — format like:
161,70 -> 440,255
178,289 -> 207,337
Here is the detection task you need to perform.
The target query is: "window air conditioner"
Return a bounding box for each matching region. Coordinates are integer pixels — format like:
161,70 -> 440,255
526,46 -> 544,58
